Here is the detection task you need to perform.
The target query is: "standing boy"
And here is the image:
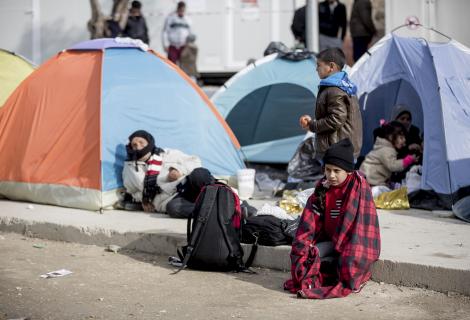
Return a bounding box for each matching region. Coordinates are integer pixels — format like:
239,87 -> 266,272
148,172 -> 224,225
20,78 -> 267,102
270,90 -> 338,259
299,47 -> 362,159
284,139 -> 381,299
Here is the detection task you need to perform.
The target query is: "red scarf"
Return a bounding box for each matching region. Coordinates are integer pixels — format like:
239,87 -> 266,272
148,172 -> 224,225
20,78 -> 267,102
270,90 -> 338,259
284,171 -> 381,299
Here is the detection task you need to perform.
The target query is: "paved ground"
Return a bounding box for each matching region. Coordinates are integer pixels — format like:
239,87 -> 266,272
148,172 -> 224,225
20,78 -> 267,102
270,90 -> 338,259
1,199 -> 469,295
1,199 -> 469,270
1,232 -> 470,320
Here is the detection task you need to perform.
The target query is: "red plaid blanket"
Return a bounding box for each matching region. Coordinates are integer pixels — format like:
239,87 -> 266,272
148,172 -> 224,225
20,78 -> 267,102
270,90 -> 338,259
284,171 -> 380,299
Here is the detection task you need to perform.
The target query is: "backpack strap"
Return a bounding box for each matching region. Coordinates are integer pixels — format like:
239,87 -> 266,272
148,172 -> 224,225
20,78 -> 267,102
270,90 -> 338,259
244,232 -> 258,269
216,188 -> 257,272
215,188 -> 243,268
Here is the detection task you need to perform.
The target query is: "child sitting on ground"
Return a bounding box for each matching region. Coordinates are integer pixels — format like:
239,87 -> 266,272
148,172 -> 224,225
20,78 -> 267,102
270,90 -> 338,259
284,139 -> 380,299
360,121 -> 418,198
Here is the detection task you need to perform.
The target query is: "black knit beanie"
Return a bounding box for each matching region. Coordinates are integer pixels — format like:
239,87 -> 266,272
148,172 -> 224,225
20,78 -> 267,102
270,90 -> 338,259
322,138 -> 354,172
126,130 -> 156,161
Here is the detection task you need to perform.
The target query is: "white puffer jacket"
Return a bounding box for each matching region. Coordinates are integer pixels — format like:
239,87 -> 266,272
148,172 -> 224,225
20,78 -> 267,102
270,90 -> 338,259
122,149 -> 202,212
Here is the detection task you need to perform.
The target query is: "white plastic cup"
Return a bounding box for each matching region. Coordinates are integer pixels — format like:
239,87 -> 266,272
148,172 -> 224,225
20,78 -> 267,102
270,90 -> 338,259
237,169 -> 256,200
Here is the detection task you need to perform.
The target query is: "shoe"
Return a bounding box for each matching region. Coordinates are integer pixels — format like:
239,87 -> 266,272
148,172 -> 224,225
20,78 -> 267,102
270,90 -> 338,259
117,200 -> 143,211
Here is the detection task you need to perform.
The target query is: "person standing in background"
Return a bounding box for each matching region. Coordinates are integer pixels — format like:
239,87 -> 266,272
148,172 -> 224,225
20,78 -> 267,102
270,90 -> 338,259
123,1 -> 150,44
179,34 -> 199,83
350,0 -> 376,62
162,1 -> 192,65
318,0 -> 347,51
291,5 -> 307,48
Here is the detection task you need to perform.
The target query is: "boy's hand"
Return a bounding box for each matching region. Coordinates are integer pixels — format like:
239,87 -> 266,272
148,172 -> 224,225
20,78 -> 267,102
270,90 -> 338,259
299,115 -> 312,130
142,202 -> 155,213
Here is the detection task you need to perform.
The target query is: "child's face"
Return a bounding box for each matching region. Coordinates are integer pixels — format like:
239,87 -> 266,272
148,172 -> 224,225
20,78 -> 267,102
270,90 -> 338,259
324,164 -> 349,186
393,134 -> 406,150
130,137 -> 148,151
316,59 -> 339,79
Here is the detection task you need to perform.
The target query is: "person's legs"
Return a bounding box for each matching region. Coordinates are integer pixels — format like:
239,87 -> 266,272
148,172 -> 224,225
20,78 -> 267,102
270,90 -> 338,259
166,194 -> 195,219
317,241 -> 338,285
167,46 -> 179,64
319,34 -> 343,51
352,36 -> 372,62
168,45 -> 185,64
316,241 -> 335,258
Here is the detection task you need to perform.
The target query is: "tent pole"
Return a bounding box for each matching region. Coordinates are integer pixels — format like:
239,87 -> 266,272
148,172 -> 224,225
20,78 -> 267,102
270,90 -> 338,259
391,23 -> 451,41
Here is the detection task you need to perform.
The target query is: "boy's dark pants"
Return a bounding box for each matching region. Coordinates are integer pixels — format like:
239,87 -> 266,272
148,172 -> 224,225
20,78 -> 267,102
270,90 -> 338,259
166,195 -> 194,219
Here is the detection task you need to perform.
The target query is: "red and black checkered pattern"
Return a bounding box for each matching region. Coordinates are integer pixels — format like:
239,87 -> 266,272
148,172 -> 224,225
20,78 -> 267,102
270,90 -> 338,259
284,171 -> 381,299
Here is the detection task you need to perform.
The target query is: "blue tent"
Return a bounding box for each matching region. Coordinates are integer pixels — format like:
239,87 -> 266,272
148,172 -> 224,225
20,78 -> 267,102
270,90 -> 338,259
350,34 -> 470,197
212,54 -> 320,163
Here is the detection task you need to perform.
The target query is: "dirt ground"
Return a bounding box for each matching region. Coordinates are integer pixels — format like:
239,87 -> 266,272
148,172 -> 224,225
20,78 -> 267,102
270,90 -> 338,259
0,232 -> 469,320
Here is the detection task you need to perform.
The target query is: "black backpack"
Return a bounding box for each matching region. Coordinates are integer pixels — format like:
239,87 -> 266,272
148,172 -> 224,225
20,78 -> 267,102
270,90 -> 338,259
176,183 -> 255,272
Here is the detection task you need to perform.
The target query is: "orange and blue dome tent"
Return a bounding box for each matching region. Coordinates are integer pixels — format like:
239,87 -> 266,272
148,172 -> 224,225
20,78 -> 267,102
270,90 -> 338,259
0,49 -> 35,107
0,38 -> 244,210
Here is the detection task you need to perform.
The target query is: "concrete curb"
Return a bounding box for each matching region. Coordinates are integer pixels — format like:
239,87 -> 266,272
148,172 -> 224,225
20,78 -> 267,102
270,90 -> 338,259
1,216 -> 469,296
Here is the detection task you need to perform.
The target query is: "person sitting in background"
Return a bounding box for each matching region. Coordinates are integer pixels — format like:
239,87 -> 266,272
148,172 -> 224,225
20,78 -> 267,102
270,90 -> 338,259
284,139 -> 380,299
394,108 -> 422,157
360,121 -> 417,198
121,130 -> 202,217
179,34 -> 199,82
291,5 -> 306,47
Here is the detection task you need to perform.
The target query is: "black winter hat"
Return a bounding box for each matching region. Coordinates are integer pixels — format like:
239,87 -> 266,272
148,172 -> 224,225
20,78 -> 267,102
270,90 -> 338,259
128,130 -> 155,147
322,138 -> 354,172
126,130 -> 156,161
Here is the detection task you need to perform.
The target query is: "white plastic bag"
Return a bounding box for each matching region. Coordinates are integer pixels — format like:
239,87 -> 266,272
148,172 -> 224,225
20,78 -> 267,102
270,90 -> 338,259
405,165 -> 422,194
